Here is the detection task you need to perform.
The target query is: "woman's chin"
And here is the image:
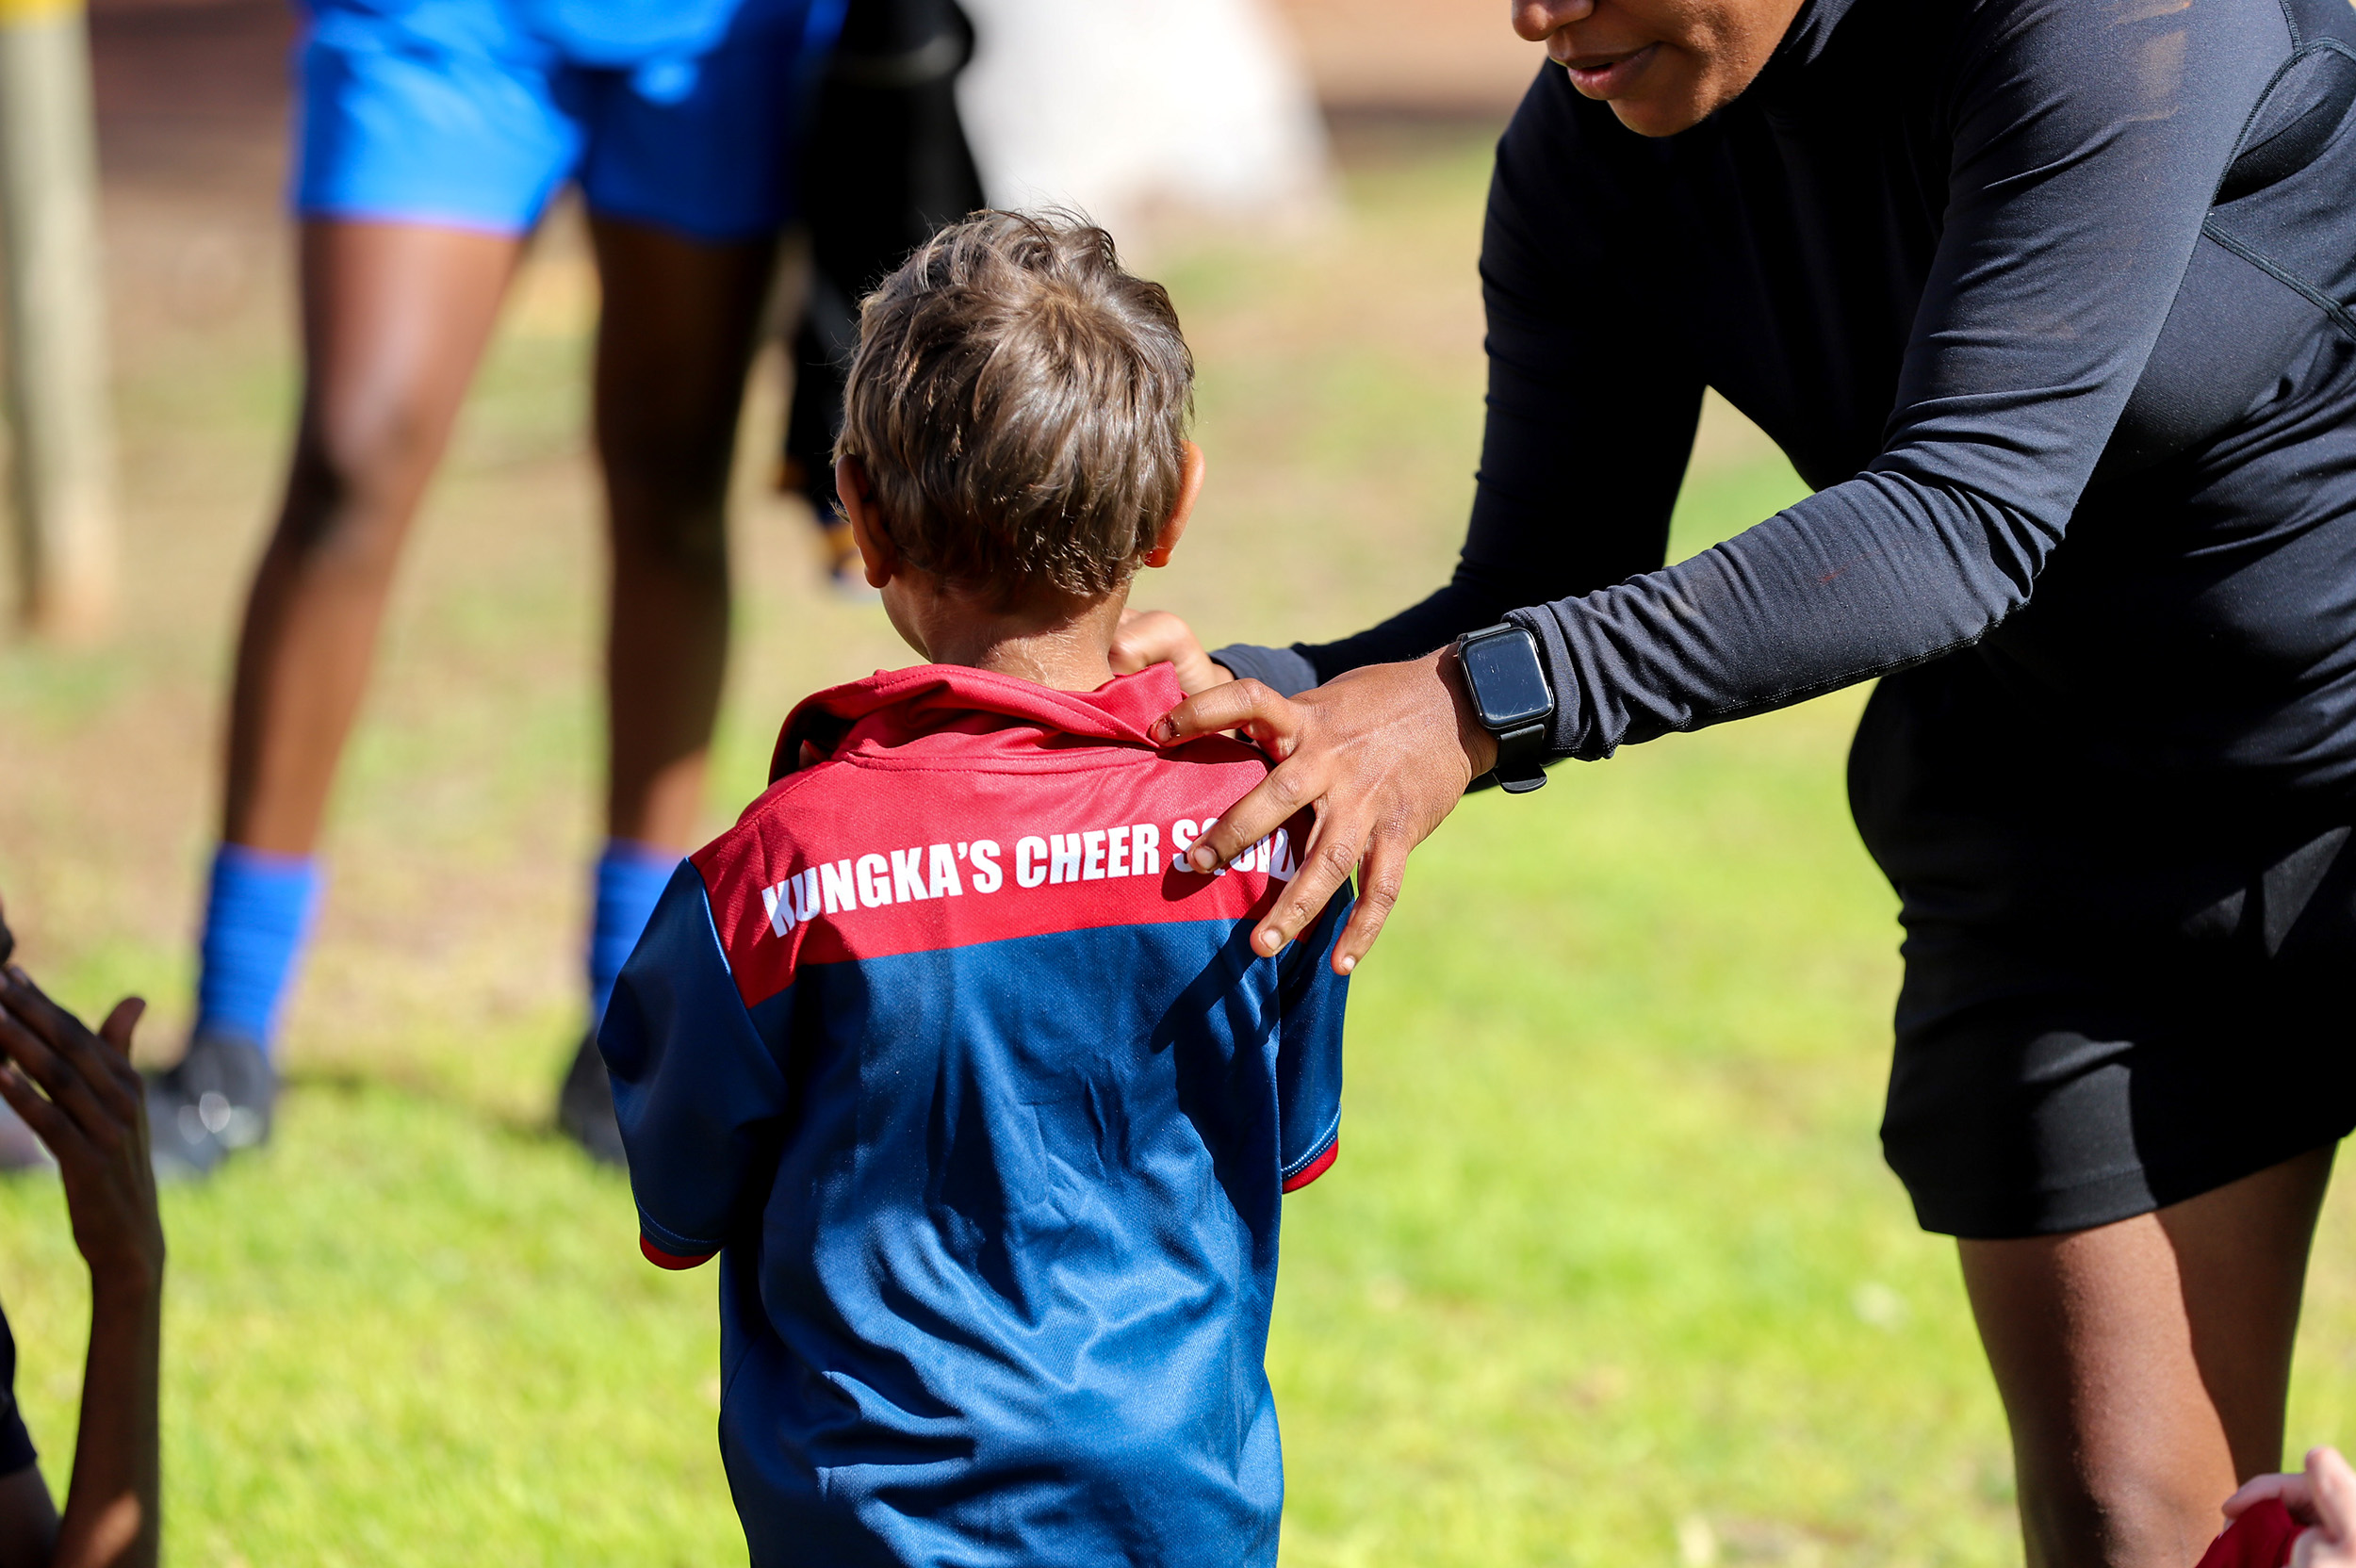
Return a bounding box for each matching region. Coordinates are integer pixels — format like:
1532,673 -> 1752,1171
1562,51 -> 1730,139
1600,85 -> 1713,139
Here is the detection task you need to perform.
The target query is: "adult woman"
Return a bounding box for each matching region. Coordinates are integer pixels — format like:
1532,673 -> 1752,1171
147,0 -> 842,1173
1121,0 -> 2356,1561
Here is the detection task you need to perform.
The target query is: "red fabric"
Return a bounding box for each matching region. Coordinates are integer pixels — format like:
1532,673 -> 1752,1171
768,662 -> 1187,785
2198,1499 -> 2306,1568
701,663 -> 1316,1004
1282,1138 -> 1339,1193
640,1234 -> 716,1271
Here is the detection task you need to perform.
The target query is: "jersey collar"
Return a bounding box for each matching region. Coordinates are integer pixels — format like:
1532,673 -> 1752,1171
770,662 -> 1187,781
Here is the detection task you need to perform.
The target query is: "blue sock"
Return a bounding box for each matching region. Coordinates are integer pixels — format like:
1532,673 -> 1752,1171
195,844 -> 325,1054
590,841 -> 678,1027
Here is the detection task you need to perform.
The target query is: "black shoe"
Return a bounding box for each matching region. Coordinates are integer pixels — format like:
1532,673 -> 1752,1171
556,1033 -> 626,1169
146,1032 -> 274,1181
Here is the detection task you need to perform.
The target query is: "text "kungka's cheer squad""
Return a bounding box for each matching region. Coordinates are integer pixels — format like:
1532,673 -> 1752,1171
760,819 -> 1301,938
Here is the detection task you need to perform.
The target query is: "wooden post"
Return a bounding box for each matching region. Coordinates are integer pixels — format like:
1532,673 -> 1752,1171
0,0 -> 115,639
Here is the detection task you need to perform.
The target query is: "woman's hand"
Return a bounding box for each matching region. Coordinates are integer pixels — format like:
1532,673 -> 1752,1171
1111,609 -> 1233,696
0,964 -> 161,1300
2226,1447 -> 2356,1566
1151,646 -> 1500,973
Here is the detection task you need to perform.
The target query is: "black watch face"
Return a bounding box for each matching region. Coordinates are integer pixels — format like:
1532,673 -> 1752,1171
1462,630 -> 1552,728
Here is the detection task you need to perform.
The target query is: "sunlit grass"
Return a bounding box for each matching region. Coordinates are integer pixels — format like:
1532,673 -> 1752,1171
6,130 -> 2355,1568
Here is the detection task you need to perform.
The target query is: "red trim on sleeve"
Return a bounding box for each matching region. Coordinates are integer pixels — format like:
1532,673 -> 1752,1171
1282,1137 -> 1338,1193
2196,1499 -> 2303,1568
641,1234 -> 717,1270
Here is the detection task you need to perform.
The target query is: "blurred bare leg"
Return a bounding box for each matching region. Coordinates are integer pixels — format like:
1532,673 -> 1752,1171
1961,1145 -> 2334,1568
587,216 -> 777,851
224,220 -> 522,853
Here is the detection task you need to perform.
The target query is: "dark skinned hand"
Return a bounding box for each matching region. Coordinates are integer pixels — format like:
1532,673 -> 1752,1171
1108,609 -> 1235,696
0,899 -> 164,1568
0,903 -> 160,1297
1150,645 -> 1499,974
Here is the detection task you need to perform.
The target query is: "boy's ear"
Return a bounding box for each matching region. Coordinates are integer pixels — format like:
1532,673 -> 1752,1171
1142,442 -> 1206,570
835,455 -> 898,589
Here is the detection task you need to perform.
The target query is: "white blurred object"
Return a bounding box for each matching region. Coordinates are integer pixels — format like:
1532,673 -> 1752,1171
956,0 -> 1333,234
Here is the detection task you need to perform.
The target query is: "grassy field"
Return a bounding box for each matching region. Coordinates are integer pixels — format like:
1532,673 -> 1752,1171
3,127 -> 2354,1566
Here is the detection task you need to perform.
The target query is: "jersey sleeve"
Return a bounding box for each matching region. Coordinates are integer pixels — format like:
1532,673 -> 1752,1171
598,859 -> 795,1268
1513,0 -> 2278,760
1274,880 -> 1352,1191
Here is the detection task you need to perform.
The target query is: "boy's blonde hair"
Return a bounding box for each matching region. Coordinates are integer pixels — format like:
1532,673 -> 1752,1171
836,210 -> 1195,599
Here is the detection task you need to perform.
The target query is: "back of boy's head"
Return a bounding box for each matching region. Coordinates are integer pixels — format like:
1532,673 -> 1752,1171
837,210 -> 1194,601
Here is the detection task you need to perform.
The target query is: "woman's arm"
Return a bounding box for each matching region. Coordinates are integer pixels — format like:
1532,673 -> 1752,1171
0,959 -> 160,1568
1506,0 -> 2273,760
1172,0 -> 2282,970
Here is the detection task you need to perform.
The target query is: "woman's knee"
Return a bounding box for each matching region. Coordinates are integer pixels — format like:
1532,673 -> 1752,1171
608,496 -> 730,584
275,396 -> 447,564
600,431 -> 734,580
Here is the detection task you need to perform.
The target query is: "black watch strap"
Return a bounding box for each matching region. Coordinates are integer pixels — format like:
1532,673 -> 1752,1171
1487,720 -> 1548,794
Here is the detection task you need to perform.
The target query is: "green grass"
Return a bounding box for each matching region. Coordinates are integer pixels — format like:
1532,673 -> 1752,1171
6,130 -> 2356,1567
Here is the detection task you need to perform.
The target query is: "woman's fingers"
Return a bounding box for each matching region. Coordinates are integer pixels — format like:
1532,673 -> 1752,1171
1161,650 -> 1492,971
1109,608 -> 1182,674
1194,765 -> 1318,879
1155,678 -> 1298,756
1252,797 -> 1369,959
2228,1471 -> 2316,1524
1333,822 -> 1414,973
1112,609 -> 1234,696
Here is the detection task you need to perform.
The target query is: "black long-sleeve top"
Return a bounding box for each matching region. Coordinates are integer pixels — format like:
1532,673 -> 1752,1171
1219,0 -> 2356,805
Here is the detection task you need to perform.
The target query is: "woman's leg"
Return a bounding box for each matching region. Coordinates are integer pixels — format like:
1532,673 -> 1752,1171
585,216 -> 777,853
1962,1145 -> 2336,1568
151,220 -> 518,1176
554,217 -> 774,1163
226,220 -> 522,853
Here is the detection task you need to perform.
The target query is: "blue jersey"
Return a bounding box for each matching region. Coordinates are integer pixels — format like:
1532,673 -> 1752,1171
601,663 -> 1350,1567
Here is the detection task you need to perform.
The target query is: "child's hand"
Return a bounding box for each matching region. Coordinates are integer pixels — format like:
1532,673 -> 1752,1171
2225,1447 -> 2356,1566
0,964 -> 163,1300
1112,610 -> 1232,696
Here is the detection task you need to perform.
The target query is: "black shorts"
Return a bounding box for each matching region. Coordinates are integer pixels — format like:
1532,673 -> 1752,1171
1851,657 -> 2356,1241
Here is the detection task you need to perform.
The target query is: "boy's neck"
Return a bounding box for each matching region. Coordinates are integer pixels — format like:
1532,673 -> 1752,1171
906,589 -> 1126,694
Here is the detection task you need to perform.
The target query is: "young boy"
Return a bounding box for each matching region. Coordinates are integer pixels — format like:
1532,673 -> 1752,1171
599,211 -> 1350,1566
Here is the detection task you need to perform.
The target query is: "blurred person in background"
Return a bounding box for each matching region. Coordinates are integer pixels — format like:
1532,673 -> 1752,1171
778,0 -> 987,591
152,0 -> 845,1177
1121,0 -> 2356,1561
0,902 -> 162,1568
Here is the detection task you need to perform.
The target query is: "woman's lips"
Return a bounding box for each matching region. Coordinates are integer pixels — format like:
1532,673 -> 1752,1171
1560,41 -> 1659,96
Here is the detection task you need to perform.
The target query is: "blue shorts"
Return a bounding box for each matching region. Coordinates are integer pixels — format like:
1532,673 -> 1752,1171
294,0 -> 844,241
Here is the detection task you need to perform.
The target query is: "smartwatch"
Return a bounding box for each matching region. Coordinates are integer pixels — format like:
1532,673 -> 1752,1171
1454,623 -> 1554,794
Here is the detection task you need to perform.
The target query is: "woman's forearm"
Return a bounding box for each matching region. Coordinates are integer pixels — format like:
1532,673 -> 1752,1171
53,1269 -> 158,1568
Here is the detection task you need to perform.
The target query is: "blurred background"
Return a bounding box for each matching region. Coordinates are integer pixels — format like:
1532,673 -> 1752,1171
3,3 -> 2355,1563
